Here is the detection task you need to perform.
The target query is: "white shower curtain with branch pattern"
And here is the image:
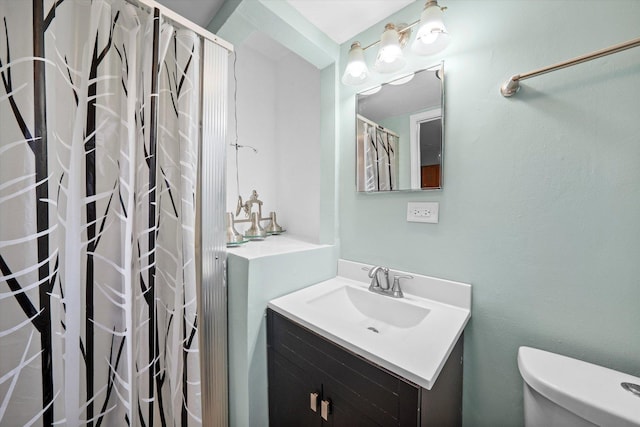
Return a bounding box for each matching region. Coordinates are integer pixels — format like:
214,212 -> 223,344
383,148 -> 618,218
0,0 -> 203,425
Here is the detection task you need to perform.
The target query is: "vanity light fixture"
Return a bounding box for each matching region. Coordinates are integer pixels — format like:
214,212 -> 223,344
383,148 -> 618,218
341,0 -> 449,86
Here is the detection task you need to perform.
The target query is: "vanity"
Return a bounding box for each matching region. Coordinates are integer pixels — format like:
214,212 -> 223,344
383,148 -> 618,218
267,260 -> 471,426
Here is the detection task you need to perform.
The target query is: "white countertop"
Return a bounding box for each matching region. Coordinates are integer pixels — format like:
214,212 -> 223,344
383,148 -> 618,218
268,259 -> 471,389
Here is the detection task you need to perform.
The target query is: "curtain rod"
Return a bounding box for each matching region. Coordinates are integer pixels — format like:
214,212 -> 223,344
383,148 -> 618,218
357,114 -> 400,137
500,36 -> 640,97
129,0 -> 234,52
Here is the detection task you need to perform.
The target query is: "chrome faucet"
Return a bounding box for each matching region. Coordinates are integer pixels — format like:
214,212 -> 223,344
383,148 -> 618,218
368,266 -> 390,291
366,266 -> 412,298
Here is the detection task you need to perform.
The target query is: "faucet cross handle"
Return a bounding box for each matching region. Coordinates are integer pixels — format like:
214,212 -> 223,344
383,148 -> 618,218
391,275 -> 413,298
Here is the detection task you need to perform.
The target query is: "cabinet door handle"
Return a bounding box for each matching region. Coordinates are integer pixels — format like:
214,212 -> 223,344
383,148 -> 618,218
321,399 -> 331,421
310,392 -> 319,412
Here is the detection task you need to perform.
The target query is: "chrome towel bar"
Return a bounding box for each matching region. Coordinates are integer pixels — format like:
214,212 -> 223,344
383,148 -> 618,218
501,36 -> 640,97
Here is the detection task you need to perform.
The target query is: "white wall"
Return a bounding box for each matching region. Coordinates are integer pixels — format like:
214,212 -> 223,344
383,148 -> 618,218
226,42 -> 277,229
227,36 -> 321,242
275,54 -> 321,242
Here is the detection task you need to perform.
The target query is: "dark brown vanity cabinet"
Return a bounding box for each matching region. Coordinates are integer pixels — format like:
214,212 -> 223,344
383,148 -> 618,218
267,309 -> 464,427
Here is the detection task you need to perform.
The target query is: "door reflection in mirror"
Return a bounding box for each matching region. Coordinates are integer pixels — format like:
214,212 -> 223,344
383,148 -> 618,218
410,109 -> 442,189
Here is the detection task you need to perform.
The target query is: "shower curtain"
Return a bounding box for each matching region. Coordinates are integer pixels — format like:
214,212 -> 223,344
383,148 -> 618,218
358,116 -> 399,191
0,0 -> 209,425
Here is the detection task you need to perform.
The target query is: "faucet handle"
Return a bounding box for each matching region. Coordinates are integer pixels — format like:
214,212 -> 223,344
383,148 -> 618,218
391,275 -> 413,298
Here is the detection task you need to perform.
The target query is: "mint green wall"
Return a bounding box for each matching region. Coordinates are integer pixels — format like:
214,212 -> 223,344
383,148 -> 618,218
210,0 -> 337,68
209,0 -> 640,425
320,64 -> 340,244
338,1 -> 640,425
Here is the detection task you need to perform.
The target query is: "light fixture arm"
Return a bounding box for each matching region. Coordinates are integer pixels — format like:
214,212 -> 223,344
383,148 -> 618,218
360,20 -> 420,51
425,0 -> 447,11
359,0 -> 448,51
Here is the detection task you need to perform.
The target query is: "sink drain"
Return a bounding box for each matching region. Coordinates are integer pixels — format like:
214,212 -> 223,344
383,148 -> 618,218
367,326 -> 379,334
621,382 -> 640,397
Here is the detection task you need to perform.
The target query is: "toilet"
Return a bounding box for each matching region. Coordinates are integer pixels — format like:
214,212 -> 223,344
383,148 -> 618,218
518,346 -> 640,427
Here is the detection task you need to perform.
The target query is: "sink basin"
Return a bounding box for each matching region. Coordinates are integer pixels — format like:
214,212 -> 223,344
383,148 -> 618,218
307,284 -> 430,329
268,260 -> 471,389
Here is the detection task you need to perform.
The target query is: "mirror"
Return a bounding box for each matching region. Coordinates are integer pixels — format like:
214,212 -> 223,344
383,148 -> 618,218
356,63 -> 444,192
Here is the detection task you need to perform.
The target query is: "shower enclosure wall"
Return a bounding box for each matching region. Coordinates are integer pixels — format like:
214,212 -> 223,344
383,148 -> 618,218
0,0 -> 230,425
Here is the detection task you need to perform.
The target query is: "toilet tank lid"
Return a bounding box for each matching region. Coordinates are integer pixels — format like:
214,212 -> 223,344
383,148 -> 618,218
518,346 -> 640,427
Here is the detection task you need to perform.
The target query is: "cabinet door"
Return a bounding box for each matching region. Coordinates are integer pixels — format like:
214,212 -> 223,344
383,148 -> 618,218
322,393 -> 385,427
268,309 -> 421,426
269,350 -> 322,427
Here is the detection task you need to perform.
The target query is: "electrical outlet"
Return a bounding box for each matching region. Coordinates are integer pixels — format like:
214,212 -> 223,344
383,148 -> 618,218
407,202 -> 439,223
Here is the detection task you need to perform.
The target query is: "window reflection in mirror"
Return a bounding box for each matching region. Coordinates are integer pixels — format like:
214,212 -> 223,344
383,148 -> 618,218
356,63 -> 443,192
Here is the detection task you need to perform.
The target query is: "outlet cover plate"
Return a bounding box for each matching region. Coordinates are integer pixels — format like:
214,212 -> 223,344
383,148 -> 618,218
407,202 -> 439,223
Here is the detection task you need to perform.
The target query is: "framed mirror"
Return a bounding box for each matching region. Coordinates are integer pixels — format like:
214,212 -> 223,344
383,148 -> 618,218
356,63 -> 444,192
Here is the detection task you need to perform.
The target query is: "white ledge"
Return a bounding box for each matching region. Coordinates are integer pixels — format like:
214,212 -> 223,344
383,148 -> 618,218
227,235 -> 331,260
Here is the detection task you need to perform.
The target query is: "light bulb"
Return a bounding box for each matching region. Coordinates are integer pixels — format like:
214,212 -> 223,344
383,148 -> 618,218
374,24 -> 406,73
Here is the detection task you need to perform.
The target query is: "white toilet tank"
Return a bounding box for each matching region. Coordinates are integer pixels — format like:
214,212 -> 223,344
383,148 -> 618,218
518,346 -> 640,427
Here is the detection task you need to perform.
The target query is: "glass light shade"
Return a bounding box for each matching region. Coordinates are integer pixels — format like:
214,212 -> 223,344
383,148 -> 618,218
374,25 -> 406,73
411,3 -> 450,55
342,42 -> 370,86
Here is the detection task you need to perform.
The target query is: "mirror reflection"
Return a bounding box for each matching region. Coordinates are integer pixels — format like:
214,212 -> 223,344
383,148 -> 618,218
356,63 -> 444,192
